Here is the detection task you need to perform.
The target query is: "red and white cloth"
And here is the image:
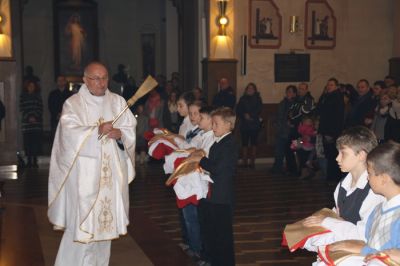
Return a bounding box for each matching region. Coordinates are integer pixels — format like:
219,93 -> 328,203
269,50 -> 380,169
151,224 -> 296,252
170,170 -> 213,208
164,151 -> 190,174
147,128 -> 178,160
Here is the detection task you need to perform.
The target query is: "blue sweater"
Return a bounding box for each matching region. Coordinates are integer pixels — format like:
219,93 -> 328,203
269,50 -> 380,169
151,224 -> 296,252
361,202 -> 400,255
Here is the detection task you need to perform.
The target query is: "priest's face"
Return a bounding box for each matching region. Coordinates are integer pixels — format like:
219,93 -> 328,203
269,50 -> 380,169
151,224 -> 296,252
83,64 -> 109,96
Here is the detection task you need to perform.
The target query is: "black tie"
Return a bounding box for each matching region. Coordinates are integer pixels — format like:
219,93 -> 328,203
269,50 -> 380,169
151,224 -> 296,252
186,127 -> 201,142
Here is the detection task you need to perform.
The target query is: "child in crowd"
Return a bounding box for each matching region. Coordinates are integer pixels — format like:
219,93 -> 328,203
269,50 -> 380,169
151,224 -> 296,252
370,90 -> 391,144
173,101 -> 204,148
325,142 -> 400,265
167,90 -> 179,133
177,91 -> 195,138
163,101 -> 204,174
196,106 -> 216,154
173,91 -> 196,253
170,106 -> 216,262
301,126 -> 384,254
296,116 -> 317,179
189,107 -> 239,266
135,104 -> 149,164
170,101 -> 204,259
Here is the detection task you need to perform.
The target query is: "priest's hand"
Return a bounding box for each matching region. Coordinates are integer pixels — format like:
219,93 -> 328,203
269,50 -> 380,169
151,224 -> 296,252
99,121 -> 113,135
329,240 -> 365,253
108,128 -> 122,139
302,214 -> 325,227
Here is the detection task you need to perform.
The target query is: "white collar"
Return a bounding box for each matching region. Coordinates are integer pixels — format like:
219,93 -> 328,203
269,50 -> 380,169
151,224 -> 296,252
201,129 -> 214,137
382,194 -> 400,211
215,132 -> 231,143
341,170 -> 369,192
183,116 -> 191,124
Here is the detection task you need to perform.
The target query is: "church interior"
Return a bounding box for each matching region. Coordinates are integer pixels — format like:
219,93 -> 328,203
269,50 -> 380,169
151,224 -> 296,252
0,0 -> 399,265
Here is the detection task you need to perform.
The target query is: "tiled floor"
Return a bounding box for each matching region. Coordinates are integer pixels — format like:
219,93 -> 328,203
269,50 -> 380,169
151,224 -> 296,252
0,162 -> 336,265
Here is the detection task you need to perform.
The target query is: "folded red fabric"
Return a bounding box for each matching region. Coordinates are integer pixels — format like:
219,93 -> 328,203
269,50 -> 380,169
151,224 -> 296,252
151,144 -> 175,160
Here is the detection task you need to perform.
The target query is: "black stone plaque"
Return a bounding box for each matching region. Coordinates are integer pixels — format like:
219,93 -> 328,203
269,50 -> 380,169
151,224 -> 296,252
274,54 -> 310,82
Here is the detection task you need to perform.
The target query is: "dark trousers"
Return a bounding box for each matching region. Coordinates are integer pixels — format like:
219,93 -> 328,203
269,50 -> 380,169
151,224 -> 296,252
272,136 -> 287,171
297,149 -> 313,169
23,131 -> 41,156
322,136 -> 342,181
285,139 -> 298,174
286,128 -> 299,174
199,200 -> 235,266
240,129 -> 259,146
182,204 -> 202,252
178,208 -> 189,245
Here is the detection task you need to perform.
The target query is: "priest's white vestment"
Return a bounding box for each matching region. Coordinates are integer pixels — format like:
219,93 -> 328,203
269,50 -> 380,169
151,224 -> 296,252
48,84 -> 136,265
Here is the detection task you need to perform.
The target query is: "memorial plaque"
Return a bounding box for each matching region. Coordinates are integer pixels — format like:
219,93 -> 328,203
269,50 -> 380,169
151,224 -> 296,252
274,54 -> 310,82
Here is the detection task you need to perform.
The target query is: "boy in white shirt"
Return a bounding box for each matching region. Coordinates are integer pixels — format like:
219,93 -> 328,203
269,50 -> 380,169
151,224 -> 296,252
164,101 -> 205,174
323,142 -> 400,265
177,91 -> 196,137
302,126 -> 384,253
174,101 -> 204,148
171,105 -> 216,262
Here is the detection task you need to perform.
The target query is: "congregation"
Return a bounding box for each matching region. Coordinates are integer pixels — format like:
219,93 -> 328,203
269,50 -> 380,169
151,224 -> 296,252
18,61 -> 400,266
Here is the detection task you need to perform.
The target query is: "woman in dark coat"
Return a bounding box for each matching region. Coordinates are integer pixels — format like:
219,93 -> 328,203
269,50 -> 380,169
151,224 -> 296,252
20,81 -> 43,168
236,82 -> 263,168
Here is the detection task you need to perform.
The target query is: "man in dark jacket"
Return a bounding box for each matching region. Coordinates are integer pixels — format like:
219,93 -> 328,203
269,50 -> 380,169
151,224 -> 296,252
288,82 -> 316,127
212,78 -> 236,109
345,79 -> 376,128
48,76 -> 73,140
316,78 -> 344,181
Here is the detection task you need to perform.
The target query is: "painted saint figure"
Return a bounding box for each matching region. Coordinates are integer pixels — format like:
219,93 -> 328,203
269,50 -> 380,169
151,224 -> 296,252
320,16 -> 329,37
65,13 -> 86,70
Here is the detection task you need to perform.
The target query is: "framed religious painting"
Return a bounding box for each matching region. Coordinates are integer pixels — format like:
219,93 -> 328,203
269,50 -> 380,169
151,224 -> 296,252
0,0 -> 13,60
248,0 -> 282,49
54,0 -> 99,81
305,0 -> 336,49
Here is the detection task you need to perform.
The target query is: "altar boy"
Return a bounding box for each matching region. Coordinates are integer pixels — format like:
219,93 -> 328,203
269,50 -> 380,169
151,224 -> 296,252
302,126 -> 384,251
190,107 -> 239,266
323,142 -> 400,265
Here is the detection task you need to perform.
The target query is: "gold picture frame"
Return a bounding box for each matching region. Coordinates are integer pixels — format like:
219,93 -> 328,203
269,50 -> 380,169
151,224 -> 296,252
0,0 -> 13,60
248,0 -> 282,49
305,0 -> 336,49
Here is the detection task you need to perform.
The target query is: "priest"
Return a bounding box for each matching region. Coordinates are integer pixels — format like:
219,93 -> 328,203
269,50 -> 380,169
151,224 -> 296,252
48,62 -> 136,265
